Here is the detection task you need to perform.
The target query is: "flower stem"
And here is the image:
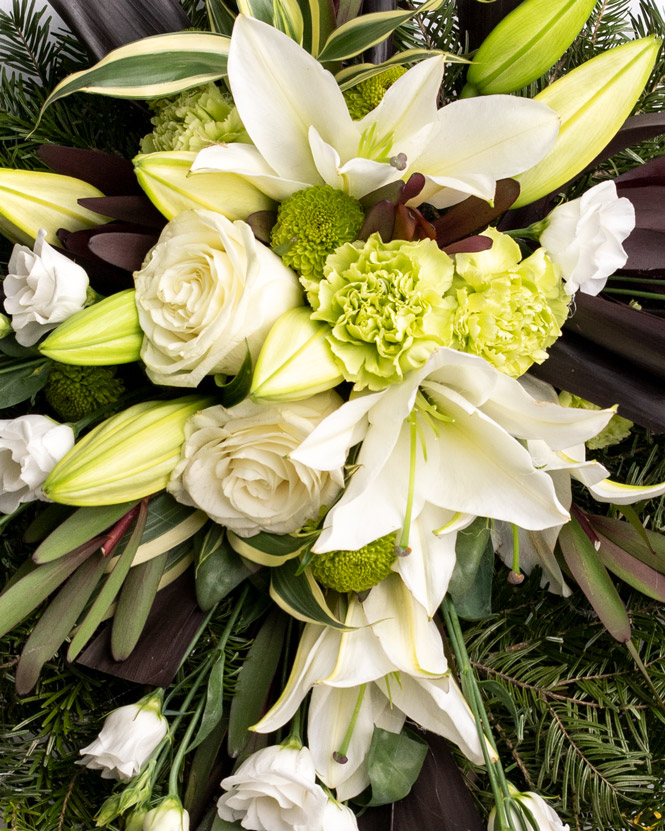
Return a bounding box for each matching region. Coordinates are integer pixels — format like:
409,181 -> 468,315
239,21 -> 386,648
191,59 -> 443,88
399,415 -> 418,550
333,684 -> 367,763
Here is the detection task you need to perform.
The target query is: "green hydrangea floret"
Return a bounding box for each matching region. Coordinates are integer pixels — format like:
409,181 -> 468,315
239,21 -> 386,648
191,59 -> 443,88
270,185 -> 365,286
140,83 -> 250,154
344,67 -> 407,120
311,233 -> 455,391
448,227 -> 570,378
45,363 -> 125,422
558,391 -> 633,449
311,532 -> 397,593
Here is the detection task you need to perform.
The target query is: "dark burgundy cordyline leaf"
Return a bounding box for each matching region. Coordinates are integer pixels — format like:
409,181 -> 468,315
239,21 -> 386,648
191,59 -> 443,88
443,235 -> 493,255
435,179 -> 521,245
89,231 -> 158,271
38,145 -> 141,196
78,195 -> 166,228
362,0 -> 396,63
615,152 -> 665,188
47,0 -> 191,60
564,294 -> 665,381
621,228 -> 665,273
532,333 -> 665,433
359,734 -> 484,831
456,0 -> 523,49
76,572 -> 206,686
58,227 -> 136,292
359,200 -> 396,242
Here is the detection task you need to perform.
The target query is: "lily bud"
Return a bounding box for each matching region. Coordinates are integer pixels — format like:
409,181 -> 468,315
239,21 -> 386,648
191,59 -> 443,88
133,150 -> 273,221
463,0 -> 596,96
0,168 -> 111,247
43,396 -> 213,505
250,307 -> 343,403
39,289 -> 143,365
514,36 -> 660,207
143,797 -> 189,831
0,314 -> 11,339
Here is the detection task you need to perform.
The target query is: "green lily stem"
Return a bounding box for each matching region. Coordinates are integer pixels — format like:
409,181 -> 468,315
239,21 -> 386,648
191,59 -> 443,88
334,684 -> 367,761
167,694 -> 206,796
399,415 -> 418,550
603,288 -> 665,300
442,597 -> 517,831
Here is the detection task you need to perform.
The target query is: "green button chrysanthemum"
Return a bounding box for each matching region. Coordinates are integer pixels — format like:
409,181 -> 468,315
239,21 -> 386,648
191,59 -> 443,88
45,363 -> 125,422
141,83 -> 250,154
449,228 -> 570,378
311,233 -> 455,391
270,185 -> 365,286
310,532 -> 397,593
343,67 -> 407,120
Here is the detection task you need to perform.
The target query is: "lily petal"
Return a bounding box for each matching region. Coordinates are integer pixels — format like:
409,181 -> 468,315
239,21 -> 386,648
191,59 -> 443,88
585,477 -> 665,504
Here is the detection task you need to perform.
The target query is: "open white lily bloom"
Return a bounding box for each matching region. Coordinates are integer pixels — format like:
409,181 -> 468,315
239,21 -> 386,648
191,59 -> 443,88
193,16 -> 560,208
494,376 -> 665,596
291,348 -> 613,614
253,575 -> 487,800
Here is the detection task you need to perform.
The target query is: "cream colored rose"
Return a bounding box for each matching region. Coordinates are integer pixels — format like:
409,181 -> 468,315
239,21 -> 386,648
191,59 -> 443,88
168,392 -> 343,536
4,229 -> 89,347
134,209 -> 302,387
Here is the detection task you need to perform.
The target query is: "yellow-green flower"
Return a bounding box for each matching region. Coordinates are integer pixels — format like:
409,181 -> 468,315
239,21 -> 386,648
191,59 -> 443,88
310,532 -> 397,593
44,364 -> 125,422
343,66 -> 407,120
449,228 -> 569,377
312,234 -> 455,391
141,82 -> 250,154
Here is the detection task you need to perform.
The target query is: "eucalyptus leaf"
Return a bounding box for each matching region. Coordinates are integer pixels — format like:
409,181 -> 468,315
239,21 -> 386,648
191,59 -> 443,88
212,816 -> 243,830
190,652 -> 227,750
23,503 -> 74,544
448,517 -> 492,601
195,528 -> 251,612
366,727 -> 428,806
0,359 -> 50,408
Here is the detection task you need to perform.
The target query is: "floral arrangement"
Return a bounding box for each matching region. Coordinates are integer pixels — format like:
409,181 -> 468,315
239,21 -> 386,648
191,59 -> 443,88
1,0 -> 665,829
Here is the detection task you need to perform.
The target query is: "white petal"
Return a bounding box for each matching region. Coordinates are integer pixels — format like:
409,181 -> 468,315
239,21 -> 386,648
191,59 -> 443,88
585,477 -> 665,505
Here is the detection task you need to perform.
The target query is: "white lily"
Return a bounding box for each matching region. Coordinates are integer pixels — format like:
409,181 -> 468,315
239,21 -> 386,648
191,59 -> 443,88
493,376 -> 665,596
192,16 -> 560,207
291,348 -> 613,614
253,575 -> 487,800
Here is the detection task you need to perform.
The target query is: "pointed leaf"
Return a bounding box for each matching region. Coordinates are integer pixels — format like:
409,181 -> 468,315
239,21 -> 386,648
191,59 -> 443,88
111,551 -> 169,660
227,529 -> 305,566
336,49 -> 458,90
88,231 -> 157,272
0,359 -> 51,408
432,179 -> 520,245
594,533 -> 665,602
207,0 -> 237,34
228,610 -> 287,756
588,514 -> 665,573
588,112 -> 665,170
300,0 -> 336,57
184,716 -> 228,820
558,517 -> 631,642
214,346 -> 253,408
195,528 -> 252,612
15,551 -> 107,694
38,145 -> 141,196
23,504 -> 74,544
270,558 -> 348,628
365,727 -> 428,807
190,653 -> 227,750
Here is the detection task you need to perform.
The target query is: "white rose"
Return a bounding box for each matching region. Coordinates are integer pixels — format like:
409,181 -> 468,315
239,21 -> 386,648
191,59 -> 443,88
168,392 -> 343,537
134,209 -> 303,387
143,797 -> 189,831
488,789 -> 569,831
0,414 -> 75,514
3,229 -> 89,346
539,180 -> 635,296
217,745 -> 328,831
77,692 -> 168,780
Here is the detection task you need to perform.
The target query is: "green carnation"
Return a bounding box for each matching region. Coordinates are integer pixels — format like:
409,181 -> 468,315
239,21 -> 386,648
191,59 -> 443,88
558,391 -> 633,449
270,186 -> 365,285
140,83 -> 250,154
45,363 -> 125,422
312,233 -> 455,391
310,533 -> 397,593
448,228 -> 569,378
344,67 -> 407,120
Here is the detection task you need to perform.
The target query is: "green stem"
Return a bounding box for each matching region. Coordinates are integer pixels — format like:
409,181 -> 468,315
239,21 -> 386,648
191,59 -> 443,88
334,684 -> 367,762
608,276 -> 665,285
399,416 -> 418,550
167,693 -> 205,795
603,288 -> 665,300
511,524 -> 521,577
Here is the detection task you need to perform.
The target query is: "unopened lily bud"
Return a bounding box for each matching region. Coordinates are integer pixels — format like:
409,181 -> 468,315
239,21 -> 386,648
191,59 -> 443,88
133,150 -> 273,221
514,36 -> 660,207
143,797 -> 189,831
251,308 -> 343,403
0,168 -> 110,247
39,289 -> 142,365
463,0 -> 596,96
0,314 -> 11,338
43,395 -> 212,505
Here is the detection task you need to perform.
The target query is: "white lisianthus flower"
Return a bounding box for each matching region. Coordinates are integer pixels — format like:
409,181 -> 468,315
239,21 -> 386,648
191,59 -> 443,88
77,692 -> 168,780
217,744 -> 329,830
134,209 -> 302,388
0,415 -> 75,514
488,788 -> 569,831
3,229 -> 89,347
321,800 -> 359,830
539,180 -> 635,295
254,575 -> 489,800
168,392 -> 343,536
143,797 -> 189,831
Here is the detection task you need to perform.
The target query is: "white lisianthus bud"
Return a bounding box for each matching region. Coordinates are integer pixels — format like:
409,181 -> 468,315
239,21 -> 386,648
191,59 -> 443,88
168,392 -> 343,537
0,415 -> 75,514
3,229 -> 89,346
142,797 -> 189,831
217,744 -> 329,831
322,800 -> 360,830
539,181 -> 635,296
134,209 -> 303,388
77,691 -> 168,781
488,788 -> 570,831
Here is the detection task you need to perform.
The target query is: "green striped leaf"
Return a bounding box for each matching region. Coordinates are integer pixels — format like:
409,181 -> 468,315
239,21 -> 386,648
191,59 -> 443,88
206,0 -> 236,34
301,0 -> 336,58
41,31 -> 231,111
336,49 -> 461,91
317,0 -> 443,62
270,558 -> 348,628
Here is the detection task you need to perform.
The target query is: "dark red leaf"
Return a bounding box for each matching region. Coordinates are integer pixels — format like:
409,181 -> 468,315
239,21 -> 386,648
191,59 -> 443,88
88,231 -> 158,271
621,228 -> 665,272
588,113 -> 665,171
76,571 -> 206,686
246,211 -> 277,244
443,235 -> 493,255
38,145 -> 141,196
398,173 -> 426,205
456,0 -> 523,48
434,179 -> 521,245
359,200 -> 396,242
393,204 -> 418,241
615,153 -> 665,188
78,195 -> 166,228
57,228 -> 134,293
